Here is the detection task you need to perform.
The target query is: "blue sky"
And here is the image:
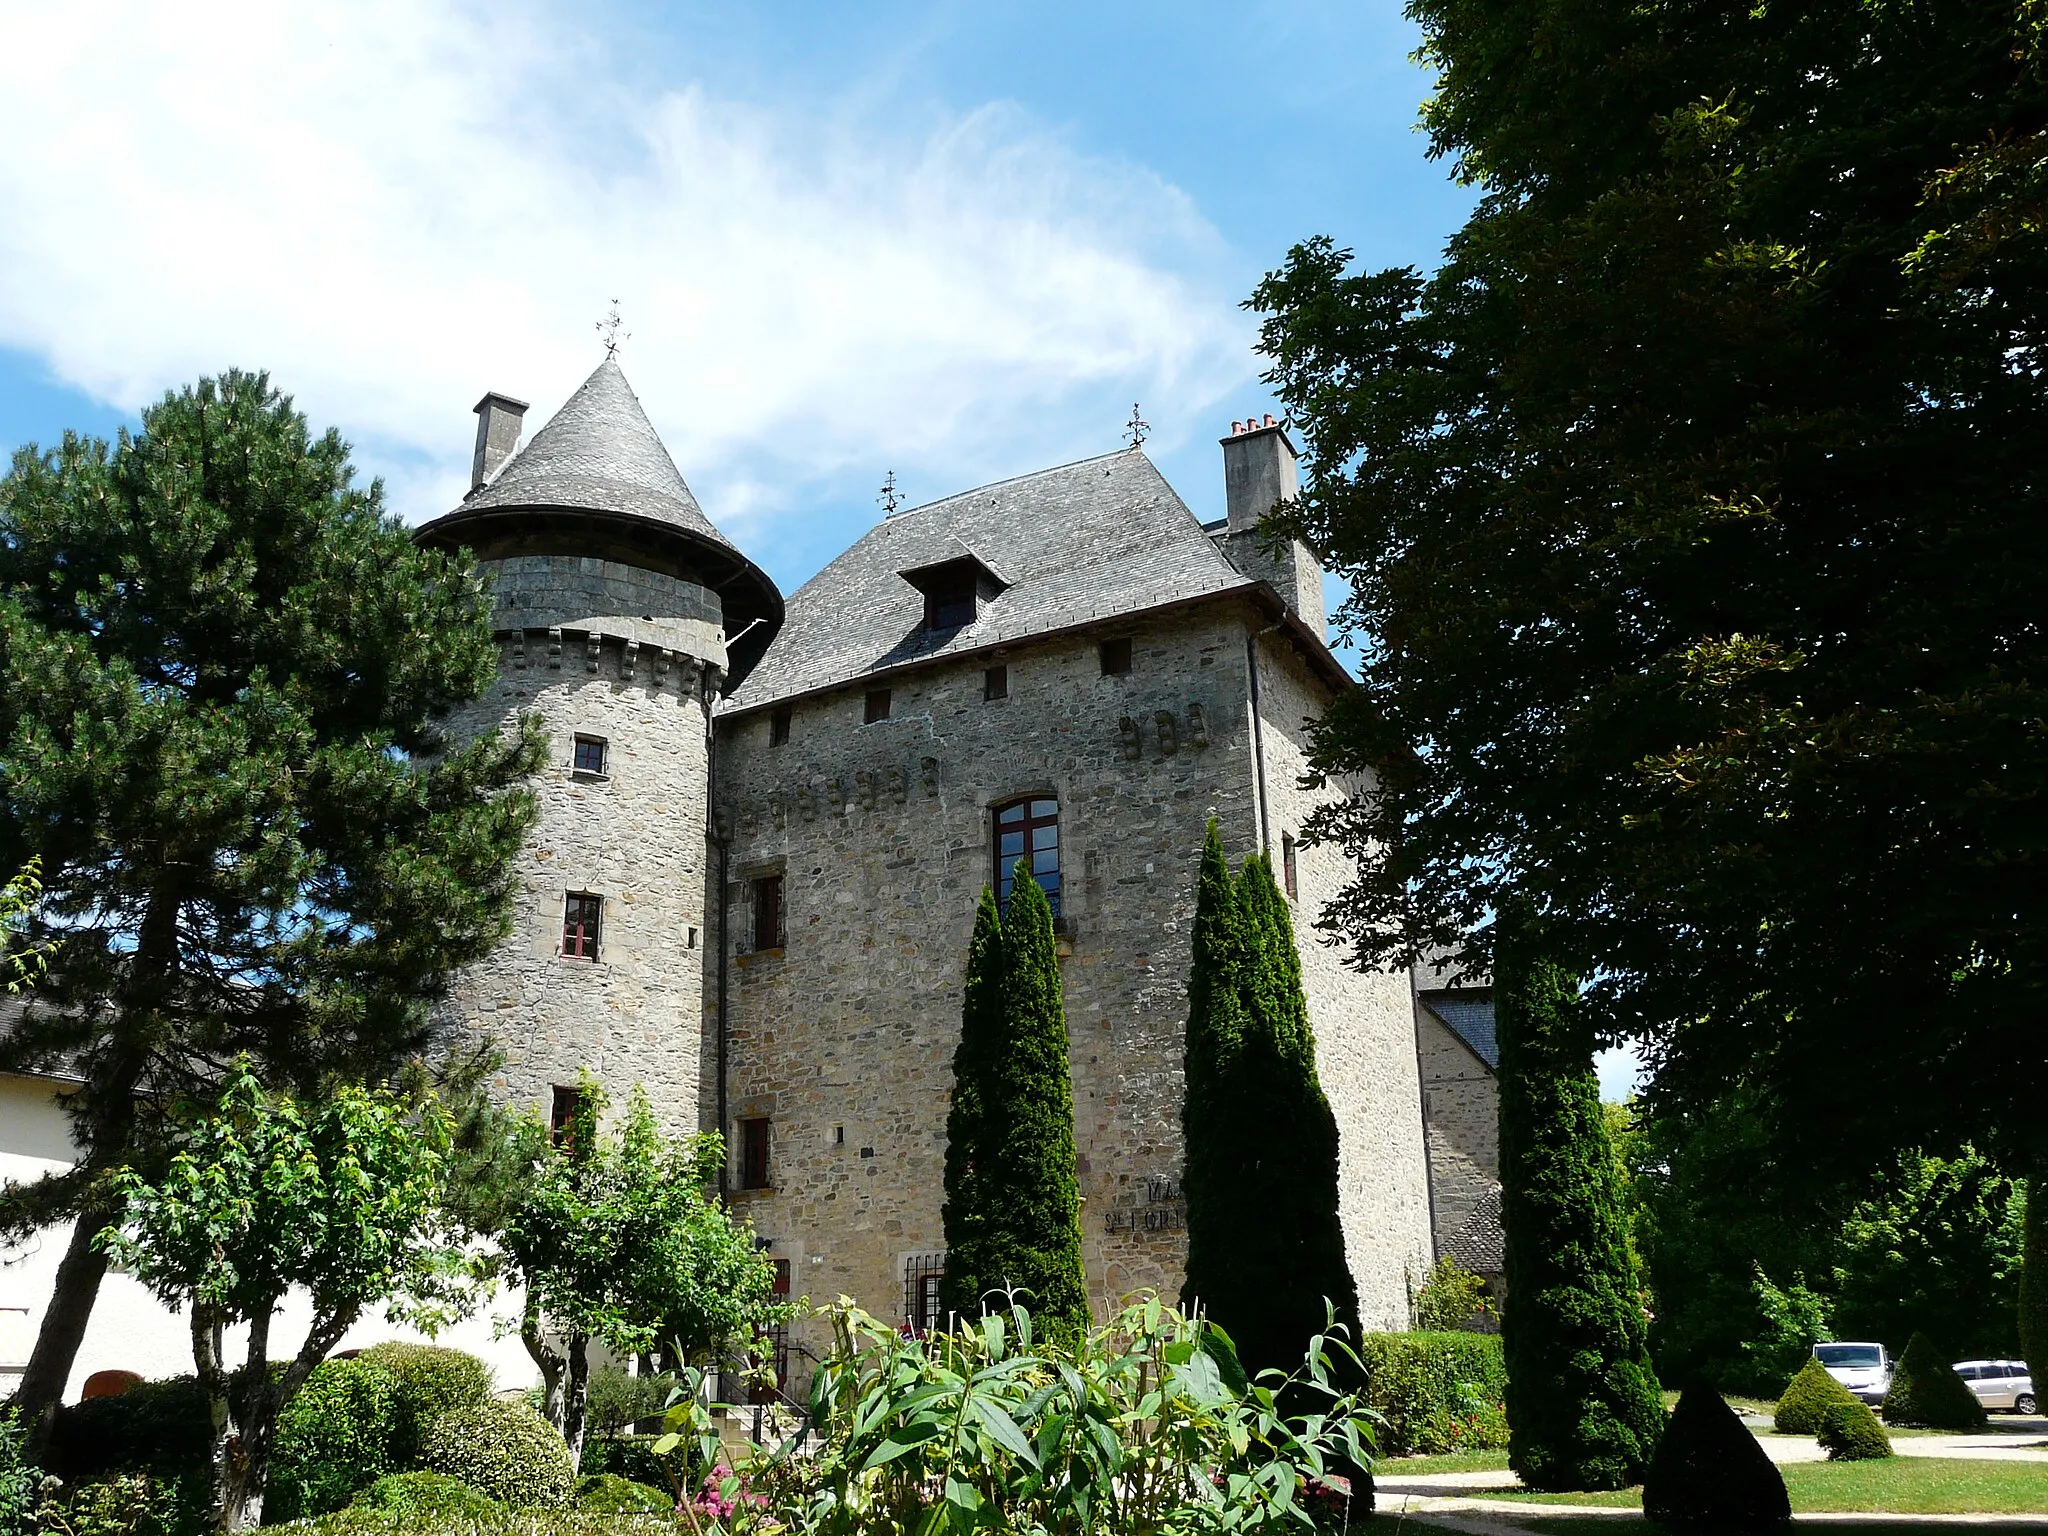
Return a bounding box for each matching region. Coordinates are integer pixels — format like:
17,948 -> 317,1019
0,2 -> 1643,1095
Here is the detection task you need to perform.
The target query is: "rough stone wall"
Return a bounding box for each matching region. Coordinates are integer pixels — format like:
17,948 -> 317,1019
1415,1005 -> 1500,1248
433,554 -> 723,1133
710,602 -> 1266,1346
1249,634 -> 1433,1330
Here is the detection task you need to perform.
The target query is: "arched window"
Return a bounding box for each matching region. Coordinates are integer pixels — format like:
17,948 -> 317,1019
995,797 -> 1060,917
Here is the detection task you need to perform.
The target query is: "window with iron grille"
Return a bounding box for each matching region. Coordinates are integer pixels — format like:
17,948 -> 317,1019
984,665 -> 1008,701
752,874 -> 784,951
995,798 -> 1059,917
905,1252 -> 946,1334
1282,833 -> 1298,901
865,688 -> 892,724
563,892 -> 602,960
739,1117 -> 771,1190
572,734 -> 608,775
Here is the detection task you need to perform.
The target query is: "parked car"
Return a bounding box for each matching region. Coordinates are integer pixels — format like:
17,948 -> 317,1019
1953,1359 -> 2036,1414
1814,1341 -> 1892,1405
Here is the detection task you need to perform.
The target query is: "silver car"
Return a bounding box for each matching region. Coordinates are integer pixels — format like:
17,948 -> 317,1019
1814,1341 -> 1892,1405
1954,1359 -> 2037,1414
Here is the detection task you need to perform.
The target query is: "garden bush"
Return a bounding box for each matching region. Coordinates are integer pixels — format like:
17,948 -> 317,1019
574,1474 -> 671,1516
1355,1330 -> 1508,1455
268,1357 -> 402,1522
1818,1398 -> 1893,1461
354,1344 -> 493,1467
349,1471 -> 503,1522
579,1368 -> 673,1439
1881,1332 -> 1986,1428
1774,1355 -> 1865,1435
43,1378 -> 210,1483
1,1409 -> 36,1536
33,1471 -> 210,1536
422,1402 -> 575,1508
1643,1382 -> 1788,1528
576,1436 -> 666,1490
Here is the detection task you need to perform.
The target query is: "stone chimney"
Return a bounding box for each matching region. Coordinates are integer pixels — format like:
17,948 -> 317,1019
470,392 -> 529,492
1219,415 -> 1325,641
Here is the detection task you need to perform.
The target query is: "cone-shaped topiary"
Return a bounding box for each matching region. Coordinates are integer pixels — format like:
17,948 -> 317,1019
940,888 -> 1006,1323
1774,1355 -> 1865,1436
1881,1332 -> 1986,1428
1497,902 -> 1665,1490
939,868 -> 1090,1341
1818,1398 -> 1893,1461
1643,1382 -> 1789,1528
1181,826 -> 1360,1382
2022,1171 -> 2046,1405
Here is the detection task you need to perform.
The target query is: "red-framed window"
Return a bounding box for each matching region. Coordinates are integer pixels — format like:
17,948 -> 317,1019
563,892 -> 602,960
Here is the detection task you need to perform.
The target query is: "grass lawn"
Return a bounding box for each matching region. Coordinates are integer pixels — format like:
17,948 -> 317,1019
1490,1456 -> 2048,1515
1375,1448 -> 1512,1476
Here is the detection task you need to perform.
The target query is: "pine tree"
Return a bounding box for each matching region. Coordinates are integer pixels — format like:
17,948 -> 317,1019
939,871 -> 1089,1342
1496,903 -> 1664,1491
0,371 -> 542,1442
1182,824 -> 1359,1382
939,888 -> 1005,1321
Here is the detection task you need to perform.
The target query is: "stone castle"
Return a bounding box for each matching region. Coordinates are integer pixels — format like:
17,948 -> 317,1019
418,355 -> 1487,1357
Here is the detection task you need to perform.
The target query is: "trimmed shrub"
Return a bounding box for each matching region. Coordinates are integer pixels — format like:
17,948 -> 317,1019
1774,1355 -> 1864,1435
1355,1332 -> 1509,1455
422,1402 -> 575,1508
575,1474 -> 671,1515
1496,905 -> 1665,1491
577,1435 -> 667,1490
33,1472 -> 211,1536
580,1367 -> 673,1439
43,1377 -> 210,1482
1881,1332 -> 1986,1428
1643,1382 -> 1789,1528
349,1470 -> 502,1522
268,1356 -> 402,1522
355,1343 -> 493,1466
1818,1399 -> 1893,1461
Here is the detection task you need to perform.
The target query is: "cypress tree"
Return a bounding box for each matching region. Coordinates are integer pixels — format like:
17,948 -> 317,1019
939,888 -> 1005,1320
939,869 -> 1089,1341
1496,902 -> 1664,1491
1182,824 -> 1359,1381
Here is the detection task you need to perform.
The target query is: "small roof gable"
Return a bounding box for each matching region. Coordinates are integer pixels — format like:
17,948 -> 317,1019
727,448 -> 1254,710
1421,990 -> 1498,1071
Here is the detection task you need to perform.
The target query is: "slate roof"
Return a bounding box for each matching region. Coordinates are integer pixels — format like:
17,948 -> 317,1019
726,448 -> 1257,712
1442,1186 -> 1505,1276
1420,990 -> 1499,1071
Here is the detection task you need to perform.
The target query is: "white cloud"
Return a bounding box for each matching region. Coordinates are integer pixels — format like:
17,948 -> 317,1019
0,0 -> 1252,547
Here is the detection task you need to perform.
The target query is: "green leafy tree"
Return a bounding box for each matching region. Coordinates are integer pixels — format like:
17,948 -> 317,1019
1249,0 -> 2048,1176
1181,825 -> 1359,1382
0,857 -> 46,994
939,888 -> 1004,1321
97,1061 -> 469,1531
1496,906 -> 1663,1491
496,1078 -> 787,1468
0,371 -> 541,1440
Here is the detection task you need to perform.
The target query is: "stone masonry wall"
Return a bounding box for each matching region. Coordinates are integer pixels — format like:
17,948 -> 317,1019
1249,634 -> 1434,1330
434,554 -> 724,1133
710,601 -> 1265,1349
1415,1006 -> 1499,1251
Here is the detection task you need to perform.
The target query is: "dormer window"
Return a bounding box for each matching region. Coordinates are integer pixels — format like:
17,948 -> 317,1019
897,551 -> 1009,635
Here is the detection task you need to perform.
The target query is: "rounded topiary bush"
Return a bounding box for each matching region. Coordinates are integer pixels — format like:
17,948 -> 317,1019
577,1473 -> 673,1515
351,1469 -> 504,1521
356,1342 -> 494,1465
268,1356 -> 401,1522
1818,1398 -> 1893,1461
422,1401 -> 575,1508
1774,1356 -> 1865,1435
1643,1382 -> 1790,1529
1881,1333 -> 1986,1429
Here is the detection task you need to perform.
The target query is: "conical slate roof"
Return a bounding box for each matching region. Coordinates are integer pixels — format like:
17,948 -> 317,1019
457,355 -> 735,550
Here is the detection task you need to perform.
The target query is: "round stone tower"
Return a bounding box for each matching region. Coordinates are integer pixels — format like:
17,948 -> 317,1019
416,357 -> 781,1131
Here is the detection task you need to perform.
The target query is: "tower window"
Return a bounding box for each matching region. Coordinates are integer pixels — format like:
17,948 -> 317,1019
572,734 -> 608,775
770,706 -> 791,747
752,873 -> 785,952
549,1084 -> 588,1147
905,1253 -> 946,1335
1100,638 -> 1133,676
739,1117 -> 772,1190
865,688 -> 892,724
1282,833 -> 1299,901
995,798 -> 1060,917
563,892 -> 603,960
984,666 -> 1008,701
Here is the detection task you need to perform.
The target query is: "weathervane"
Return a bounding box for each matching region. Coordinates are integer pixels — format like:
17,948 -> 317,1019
597,300 -> 630,358
1125,402 -> 1151,449
878,470 -> 901,517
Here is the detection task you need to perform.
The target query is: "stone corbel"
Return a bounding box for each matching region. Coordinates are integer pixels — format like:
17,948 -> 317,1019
1187,703 -> 1210,749
1154,711 -> 1179,758
886,765 -> 908,804
1118,717 -> 1143,760
622,639 -> 640,681
547,628 -> 563,670
585,633 -> 603,674
920,757 -> 940,797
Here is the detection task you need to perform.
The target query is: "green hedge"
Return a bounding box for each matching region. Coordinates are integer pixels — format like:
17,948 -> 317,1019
354,1343 -> 493,1467
423,1402 -> 575,1508
1819,1399 -> 1893,1461
269,1357 -> 402,1522
577,1435 -> 667,1489
350,1470 -> 504,1522
574,1474 -> 671,1516
1356,1331 -> 1509,1456
43,1377 -> 211,1482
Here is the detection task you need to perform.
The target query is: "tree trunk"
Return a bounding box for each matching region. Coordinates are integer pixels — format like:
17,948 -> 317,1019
13,1202 -> 115,1455
522,1301 -> 566,1432
563,1333 -> 591,1471
192,1308 -> 237,1533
